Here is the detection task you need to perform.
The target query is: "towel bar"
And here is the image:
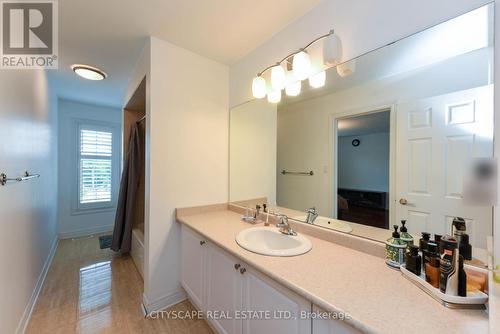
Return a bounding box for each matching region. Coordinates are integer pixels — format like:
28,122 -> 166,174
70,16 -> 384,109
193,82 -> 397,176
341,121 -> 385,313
0,171 -> 40,186
281,170 -> 314,176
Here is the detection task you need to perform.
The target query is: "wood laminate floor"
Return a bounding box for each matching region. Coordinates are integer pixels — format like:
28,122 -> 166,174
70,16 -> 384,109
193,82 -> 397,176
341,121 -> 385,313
26,234 -> 213,334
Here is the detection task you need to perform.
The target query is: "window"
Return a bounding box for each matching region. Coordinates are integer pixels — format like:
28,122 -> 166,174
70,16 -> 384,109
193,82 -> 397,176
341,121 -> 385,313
78,127 -> 113,207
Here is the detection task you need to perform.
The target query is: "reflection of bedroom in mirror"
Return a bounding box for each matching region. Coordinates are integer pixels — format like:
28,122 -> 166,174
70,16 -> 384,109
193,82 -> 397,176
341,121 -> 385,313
336,110 -> 391,230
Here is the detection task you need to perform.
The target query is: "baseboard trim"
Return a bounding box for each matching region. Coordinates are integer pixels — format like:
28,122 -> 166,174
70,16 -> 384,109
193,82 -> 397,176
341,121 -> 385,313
15,236 -> 59,334
142,288 -> 187,315
58,224 -> 114,239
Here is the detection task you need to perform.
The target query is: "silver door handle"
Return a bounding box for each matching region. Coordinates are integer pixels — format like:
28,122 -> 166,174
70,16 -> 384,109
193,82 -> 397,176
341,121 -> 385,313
399,198 -> 408,205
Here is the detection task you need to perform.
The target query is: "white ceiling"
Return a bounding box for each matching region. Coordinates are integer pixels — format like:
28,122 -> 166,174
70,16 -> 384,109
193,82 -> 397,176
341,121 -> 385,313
51,0 -> 323,107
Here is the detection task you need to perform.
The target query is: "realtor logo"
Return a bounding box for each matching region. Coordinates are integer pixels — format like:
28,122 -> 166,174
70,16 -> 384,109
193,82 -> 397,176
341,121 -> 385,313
1,0 -> 58,69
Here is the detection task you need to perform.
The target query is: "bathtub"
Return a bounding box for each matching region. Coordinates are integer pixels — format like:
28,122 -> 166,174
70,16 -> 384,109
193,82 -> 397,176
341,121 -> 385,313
131,228 -> 144,279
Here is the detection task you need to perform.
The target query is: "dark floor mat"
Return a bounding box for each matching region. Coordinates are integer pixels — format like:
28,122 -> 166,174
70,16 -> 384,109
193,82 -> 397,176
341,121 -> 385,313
99,235 -> 113,249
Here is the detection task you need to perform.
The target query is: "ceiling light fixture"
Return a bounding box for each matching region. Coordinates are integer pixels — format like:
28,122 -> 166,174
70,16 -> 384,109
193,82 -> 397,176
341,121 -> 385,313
71,64 -> 107,80
251,29 -> 341,102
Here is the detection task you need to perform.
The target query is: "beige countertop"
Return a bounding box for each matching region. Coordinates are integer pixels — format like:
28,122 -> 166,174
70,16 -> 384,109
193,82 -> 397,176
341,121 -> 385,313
176,208 -> 489,334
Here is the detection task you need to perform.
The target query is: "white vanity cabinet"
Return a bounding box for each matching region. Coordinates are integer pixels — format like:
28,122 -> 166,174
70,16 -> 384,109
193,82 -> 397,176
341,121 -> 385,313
180,225 -> 207,310
312,305 -> 362,334
205,242 -> 244,334
180,226 -> 311,334
242,266 -> 311,334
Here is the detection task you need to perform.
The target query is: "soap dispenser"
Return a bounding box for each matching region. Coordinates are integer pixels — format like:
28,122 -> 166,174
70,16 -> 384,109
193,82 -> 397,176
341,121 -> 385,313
385,225 -> 407,269
399,220 -> 414,250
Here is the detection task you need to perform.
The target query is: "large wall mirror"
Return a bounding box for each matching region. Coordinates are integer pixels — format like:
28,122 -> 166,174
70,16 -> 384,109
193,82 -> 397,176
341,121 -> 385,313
230,5 -> 494,267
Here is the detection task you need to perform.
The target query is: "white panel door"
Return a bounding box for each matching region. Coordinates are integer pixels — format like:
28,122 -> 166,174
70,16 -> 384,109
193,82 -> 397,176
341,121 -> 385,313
396,86 -> 493,248
181,225 -> 207,310
241,266 -> 311,334
205,244 -> 243,334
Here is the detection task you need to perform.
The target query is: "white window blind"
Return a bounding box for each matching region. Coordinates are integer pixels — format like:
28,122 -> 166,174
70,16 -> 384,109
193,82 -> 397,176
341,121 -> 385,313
79,129 -> 113,204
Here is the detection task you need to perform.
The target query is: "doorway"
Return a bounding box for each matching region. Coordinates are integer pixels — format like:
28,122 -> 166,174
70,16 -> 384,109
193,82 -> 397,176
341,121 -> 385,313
334,109 -> 391,229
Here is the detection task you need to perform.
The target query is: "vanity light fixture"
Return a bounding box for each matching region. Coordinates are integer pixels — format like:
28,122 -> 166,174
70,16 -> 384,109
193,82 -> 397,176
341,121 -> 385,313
71,64 -> 107,80
251,29 -> 341,102
270,63 -> 286,90
309,71 -> 326,88
252,75 -> 267,99
285,79 -> 301,97
292,50 -> 311,81
285,71 -> 301,96
323,32 -> 342,66
267,89 -> 282,103
337,59 -> 356,77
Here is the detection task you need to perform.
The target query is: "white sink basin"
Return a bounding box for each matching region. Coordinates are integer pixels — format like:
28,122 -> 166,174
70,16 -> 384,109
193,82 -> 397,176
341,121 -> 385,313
235,227 -> 312,257
293,216 -> 353,233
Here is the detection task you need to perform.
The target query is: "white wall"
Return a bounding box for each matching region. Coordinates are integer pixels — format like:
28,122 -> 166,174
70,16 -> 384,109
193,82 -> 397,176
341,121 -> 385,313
57,99 -> 122,238
338,132 -> 390,192
143,36 -> 229,309
0,70 -> 58,334
230,99 -> 277,204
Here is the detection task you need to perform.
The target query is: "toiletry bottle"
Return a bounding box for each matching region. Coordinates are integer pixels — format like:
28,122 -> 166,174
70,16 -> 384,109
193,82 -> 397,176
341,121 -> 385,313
254,205 -> 261,220
425,242 -> 440,288
399,220 -> 413,250
419,232 -> 431,274
405,245 -> 421,276
452,217 -> 472,261
385,225 -> 407,269
419,232 -> 431,251
264,208 -> 270,227
434,234 -> 443,254
458,255 -> 467,297
440,236 -> 459,295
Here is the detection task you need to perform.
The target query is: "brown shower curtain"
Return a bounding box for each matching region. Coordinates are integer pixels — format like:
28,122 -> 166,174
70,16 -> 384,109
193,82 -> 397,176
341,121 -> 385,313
111,122 -> 142,253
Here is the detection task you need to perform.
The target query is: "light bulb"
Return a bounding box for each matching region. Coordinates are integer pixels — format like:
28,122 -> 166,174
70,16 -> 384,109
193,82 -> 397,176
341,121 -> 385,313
337,60 -> 356,77
252,75 -> 267,99
309,71 -> 326,88
292,51 -> 311,81
323,33 -> 342,66
270,64 -> 286,90
267,89 -> 281,103
285,80 -> 301,96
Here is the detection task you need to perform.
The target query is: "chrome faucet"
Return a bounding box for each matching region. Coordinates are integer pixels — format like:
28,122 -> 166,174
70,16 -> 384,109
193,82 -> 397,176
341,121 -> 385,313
276,215 -> 297,236
305,207 -> 318,225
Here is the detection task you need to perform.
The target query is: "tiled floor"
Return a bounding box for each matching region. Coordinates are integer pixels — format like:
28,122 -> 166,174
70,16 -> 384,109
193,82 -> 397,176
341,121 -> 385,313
26,234 -> 213,334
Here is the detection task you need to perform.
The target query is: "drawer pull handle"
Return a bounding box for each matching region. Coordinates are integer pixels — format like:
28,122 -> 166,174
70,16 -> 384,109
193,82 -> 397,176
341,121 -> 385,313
234,263 -> 241,270
240,268 -> 246,275
200,240 -> 206,246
